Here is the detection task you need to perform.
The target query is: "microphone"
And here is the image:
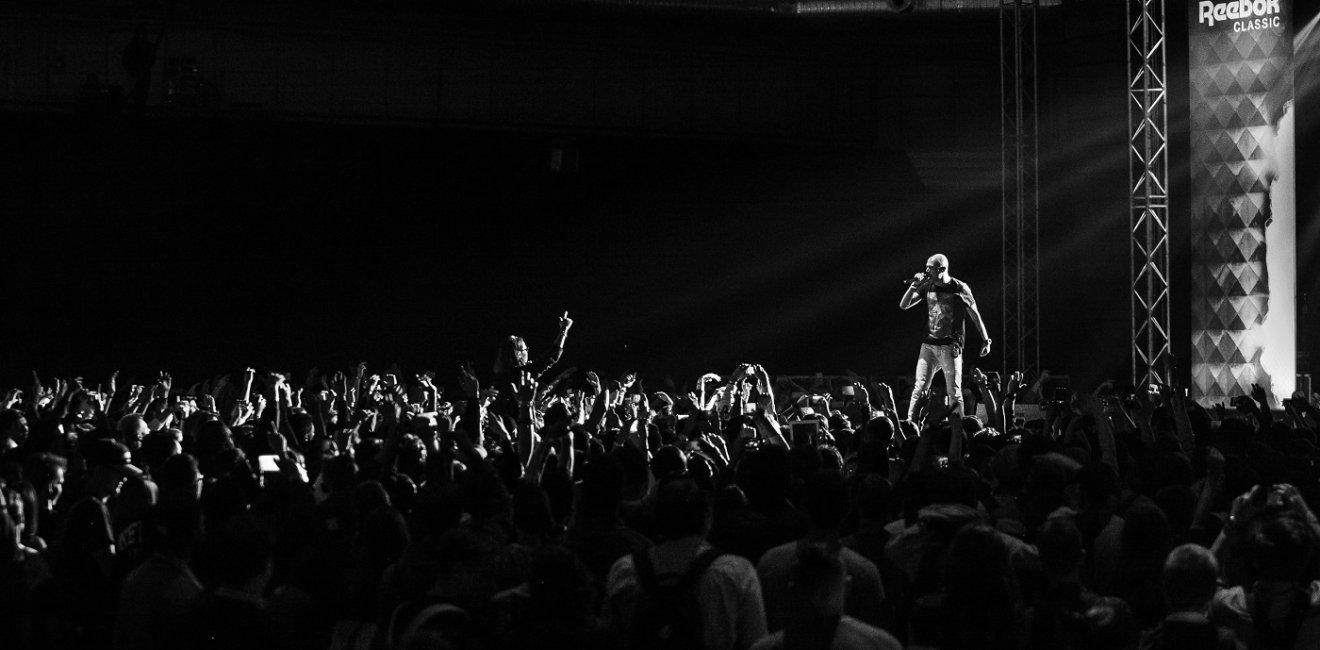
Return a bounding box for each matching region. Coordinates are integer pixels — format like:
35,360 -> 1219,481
902,274 -> 929,285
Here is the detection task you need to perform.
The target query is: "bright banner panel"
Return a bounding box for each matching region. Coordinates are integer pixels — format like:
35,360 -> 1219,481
1188,0 -> 1296,404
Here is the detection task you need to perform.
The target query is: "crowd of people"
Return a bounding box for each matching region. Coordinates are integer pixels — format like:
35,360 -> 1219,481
3,312 -> 1320,650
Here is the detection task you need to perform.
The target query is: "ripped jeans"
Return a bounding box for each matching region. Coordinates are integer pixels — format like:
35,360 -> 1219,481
907,342 -> 964,423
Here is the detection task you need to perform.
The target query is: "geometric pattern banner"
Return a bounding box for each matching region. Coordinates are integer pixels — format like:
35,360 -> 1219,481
1188,0 -> 1295,404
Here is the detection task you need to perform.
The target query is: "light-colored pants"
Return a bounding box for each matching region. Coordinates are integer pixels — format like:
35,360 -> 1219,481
907,342 -> 964,422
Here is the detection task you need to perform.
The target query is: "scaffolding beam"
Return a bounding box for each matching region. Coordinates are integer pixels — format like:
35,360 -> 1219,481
1001,0 -> 1040,383
1128,0 -> 1171,386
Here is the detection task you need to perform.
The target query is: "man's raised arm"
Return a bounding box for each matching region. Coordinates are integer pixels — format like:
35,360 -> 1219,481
899,274 -> 928,309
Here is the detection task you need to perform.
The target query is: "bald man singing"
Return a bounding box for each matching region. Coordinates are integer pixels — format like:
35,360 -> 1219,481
899,254 -> 991,459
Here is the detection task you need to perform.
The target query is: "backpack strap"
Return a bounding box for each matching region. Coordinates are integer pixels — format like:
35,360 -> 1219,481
635,546 -> 724,594
676,547 -> 724,593
387,599 -> 468,650
403,603 -> 468,645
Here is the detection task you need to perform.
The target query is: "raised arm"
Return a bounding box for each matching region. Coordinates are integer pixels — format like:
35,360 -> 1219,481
1169,389 -> 1197,456
583,372 -> 608,434
1080,393 -> 1121,475
1248,382 -> 1274,428
752,409 -> 789,449
553,310 -> 573,351
972,369 -> 1002,432
529,312 -> 575,380
751,364 -> 777,414
900,275 -> 929,310
513,370 -> 539,469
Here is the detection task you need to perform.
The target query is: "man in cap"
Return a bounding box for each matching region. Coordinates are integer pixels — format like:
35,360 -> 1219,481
53,438 -> 144,646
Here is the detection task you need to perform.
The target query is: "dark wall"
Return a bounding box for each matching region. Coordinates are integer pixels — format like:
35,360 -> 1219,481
0,2 -> 1191,393
2,111 -> 954,390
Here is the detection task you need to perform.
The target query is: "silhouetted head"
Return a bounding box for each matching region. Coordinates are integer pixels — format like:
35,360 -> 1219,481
1162,543 -> 1219,613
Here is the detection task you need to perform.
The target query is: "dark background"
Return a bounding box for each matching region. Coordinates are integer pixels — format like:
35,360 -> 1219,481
1,0 -> 1317,395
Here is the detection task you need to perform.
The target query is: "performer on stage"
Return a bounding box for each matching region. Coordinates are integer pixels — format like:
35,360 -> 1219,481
899,254 -> 990,460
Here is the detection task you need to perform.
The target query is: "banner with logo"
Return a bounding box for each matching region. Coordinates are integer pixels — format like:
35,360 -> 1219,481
1188,0 -> 1294,405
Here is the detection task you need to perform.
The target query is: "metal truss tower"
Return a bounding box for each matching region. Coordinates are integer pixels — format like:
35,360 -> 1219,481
1127,0 -> 1171,386
1001,0 -> 1040,382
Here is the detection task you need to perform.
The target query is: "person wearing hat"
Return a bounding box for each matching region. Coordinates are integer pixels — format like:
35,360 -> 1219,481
51,438 -> 143,647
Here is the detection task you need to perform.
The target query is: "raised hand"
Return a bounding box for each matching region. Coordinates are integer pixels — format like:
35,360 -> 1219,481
85,389 -> 109,415
559,310 -> 574,333
479,387 -> 500,408
1231,394 -> 1259,416
1250,382 -> 1272,409
458,364 -> 479,399
730,364 -> 752,384
910,389 -> 931,423
34,384 -> 55,410
1289,393 -> 1320,426
417,371 -> 436,391
173,396 -> 197,420
1,389 -> 21,410
685,391 -> 704,412
1006,371 -> 1024,399
695,432 -> 729,466
703,431 -> 729,462
270,372 -> 290,406
584,371 -> 601,396
230,400 -> 254,426
1212,401 -> 1230,422
971,368 -> 988,389
875,382 -> 896,412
